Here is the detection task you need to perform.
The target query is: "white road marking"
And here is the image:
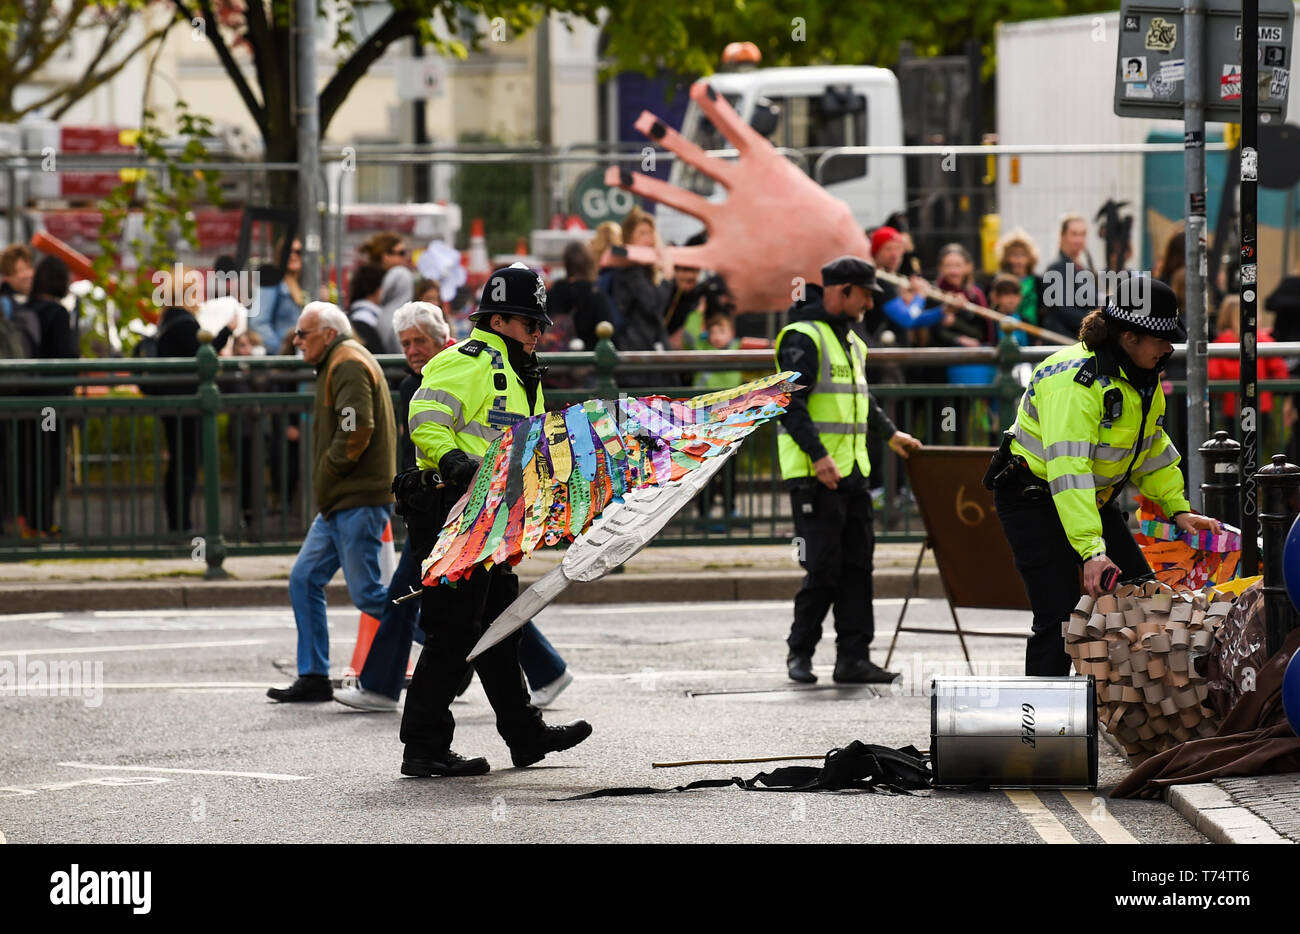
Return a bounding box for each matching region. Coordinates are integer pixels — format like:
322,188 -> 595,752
1003,790 -> 1079,844
1063,790 -> 1139,844
93,609 -> 286,618
546,598 -> 931,615
0,612 -> 64,622
60,762 -> 310,781
0,681 -> 271,693
0,639 -> 267,657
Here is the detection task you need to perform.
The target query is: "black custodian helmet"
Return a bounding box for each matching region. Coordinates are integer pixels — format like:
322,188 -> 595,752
470,262 -> 554,325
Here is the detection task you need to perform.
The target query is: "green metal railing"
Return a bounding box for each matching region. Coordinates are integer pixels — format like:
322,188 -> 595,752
1,330 -> 1290,571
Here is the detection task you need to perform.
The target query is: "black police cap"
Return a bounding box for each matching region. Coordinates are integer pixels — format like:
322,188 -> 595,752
821,255 -> 884,294
1102,273 -> 1186,342
471,262 -> 554,325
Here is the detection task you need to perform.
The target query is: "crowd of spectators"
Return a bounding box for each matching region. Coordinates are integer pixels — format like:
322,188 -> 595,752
4,204 -> 1299,539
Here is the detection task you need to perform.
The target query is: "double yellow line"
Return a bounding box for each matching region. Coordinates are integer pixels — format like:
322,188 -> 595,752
1003,790 -> 1137,843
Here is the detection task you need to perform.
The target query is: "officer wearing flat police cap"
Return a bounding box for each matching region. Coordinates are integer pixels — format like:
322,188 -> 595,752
988,273 -> 1222,676
399,262 -> 591,777
776,256 -> 922,684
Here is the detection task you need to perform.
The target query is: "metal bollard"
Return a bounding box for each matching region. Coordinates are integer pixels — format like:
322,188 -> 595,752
1198,430 -> 1241,526
594,320 -> 618,402
1254,453 -> 1300,657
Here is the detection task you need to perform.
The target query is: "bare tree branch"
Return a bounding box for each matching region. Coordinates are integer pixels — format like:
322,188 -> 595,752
17,0 -> 93,81
46,18 -> 175,120
239,0 -> 276,135
173,0 -> 267,131
319,8 -> 420,134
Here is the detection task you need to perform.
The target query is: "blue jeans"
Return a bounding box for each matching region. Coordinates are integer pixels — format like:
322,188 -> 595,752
359,536 -> 568,699
519,622 -> 567,689
359,536 -> 426,699
289,505 -> 392,677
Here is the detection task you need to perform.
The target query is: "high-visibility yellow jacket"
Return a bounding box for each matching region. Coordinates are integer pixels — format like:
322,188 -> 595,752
774,318 -> 871,480
1009,341 -> 1191,560
407,327 -> 545,470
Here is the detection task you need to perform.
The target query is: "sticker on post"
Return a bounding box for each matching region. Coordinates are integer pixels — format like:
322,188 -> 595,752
1145,18 -> 1176,52
1126,82 -> 1154,99
1160,59 -> 1185,82
1149,74 -> 1176,99
1241,264 -> 1258,285
1222,64 -> 1242,101
1244,289 -> 1256,303
1271,67 -> 1289,98
1241,147 -> 1258,181
1265,46 -> 1286,67
1124,14 -> 1140,32
1235,25 -> 1284,43
1122,56 -> 1148,82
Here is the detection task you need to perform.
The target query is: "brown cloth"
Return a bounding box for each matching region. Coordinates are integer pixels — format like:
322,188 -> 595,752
1206,583 -> 1268,719
1111,626 -> 1300,798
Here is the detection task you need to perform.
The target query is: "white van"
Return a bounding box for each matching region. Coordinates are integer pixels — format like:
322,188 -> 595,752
657,65 -> 907,246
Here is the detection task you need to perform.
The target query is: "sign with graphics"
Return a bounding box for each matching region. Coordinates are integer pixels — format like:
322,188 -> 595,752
1115,0 -> 1294,121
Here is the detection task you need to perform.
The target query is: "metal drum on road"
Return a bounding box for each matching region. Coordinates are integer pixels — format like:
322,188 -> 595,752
931,676 -> 1097,789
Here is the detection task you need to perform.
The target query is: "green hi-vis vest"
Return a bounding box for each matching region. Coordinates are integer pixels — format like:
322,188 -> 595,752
1008,341 -> 1191,561
774,319 -> 871,480
407,327 -> 545,470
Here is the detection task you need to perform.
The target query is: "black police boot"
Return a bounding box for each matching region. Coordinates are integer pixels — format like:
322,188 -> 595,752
832,657 -> 900,685
401,750 -> 491,777
266,675 -> 333,703
510,720 -> 593,768
787,651 -> 817,684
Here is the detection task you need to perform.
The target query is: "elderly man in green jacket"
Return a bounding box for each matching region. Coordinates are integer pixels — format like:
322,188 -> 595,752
268,301 -> 396,703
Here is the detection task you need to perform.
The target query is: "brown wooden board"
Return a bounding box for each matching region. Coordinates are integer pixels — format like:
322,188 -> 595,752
905,446 -> 1031,611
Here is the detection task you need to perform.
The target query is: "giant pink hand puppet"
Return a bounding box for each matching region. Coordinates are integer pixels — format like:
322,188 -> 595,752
604,79 -> 873,313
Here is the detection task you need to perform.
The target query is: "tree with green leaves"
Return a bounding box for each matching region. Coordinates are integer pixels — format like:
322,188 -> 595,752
0,0 -> 174,122
175,0 -> 1119,193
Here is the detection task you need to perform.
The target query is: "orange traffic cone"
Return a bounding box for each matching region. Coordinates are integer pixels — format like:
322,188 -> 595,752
344,519 -> 398,680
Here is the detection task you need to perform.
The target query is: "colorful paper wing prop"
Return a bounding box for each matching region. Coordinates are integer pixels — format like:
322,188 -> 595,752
413,372 -> 800,661
1134,495 -> 1242,590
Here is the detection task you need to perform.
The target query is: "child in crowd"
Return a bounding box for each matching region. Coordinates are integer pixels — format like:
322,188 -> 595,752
988,273 -> 1029,347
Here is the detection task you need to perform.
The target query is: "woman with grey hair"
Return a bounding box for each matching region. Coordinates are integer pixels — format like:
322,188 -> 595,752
392,300 -> 450,347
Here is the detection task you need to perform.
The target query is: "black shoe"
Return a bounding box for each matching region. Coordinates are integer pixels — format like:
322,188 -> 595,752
266,675 -> 333,702
787,651 -> 817,684
510,719 -> 593,768
401,751 -> 491,777
455,666 -> 474,697
832,657 -> 900,684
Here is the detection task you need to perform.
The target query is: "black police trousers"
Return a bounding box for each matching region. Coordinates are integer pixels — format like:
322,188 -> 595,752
787,472 -> 875,661
994,484 -> 1152,677
398,499 -> 543,758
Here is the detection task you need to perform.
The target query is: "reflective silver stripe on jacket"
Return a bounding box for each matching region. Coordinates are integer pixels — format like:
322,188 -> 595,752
1044,440 -> 1092,460
460,422 -> 503,442
1133,442 -> 1180,475
1049,473 -> 1096,494
409,409 -> 455,431
410,388 -> 464,427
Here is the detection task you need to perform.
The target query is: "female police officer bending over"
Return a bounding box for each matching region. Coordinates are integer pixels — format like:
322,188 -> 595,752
987,274 -> 1221,676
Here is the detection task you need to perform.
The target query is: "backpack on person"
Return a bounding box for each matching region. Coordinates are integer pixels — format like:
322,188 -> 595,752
0,315 -> 28,359
132,313 -> 186,359
0,302 -> 40,359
